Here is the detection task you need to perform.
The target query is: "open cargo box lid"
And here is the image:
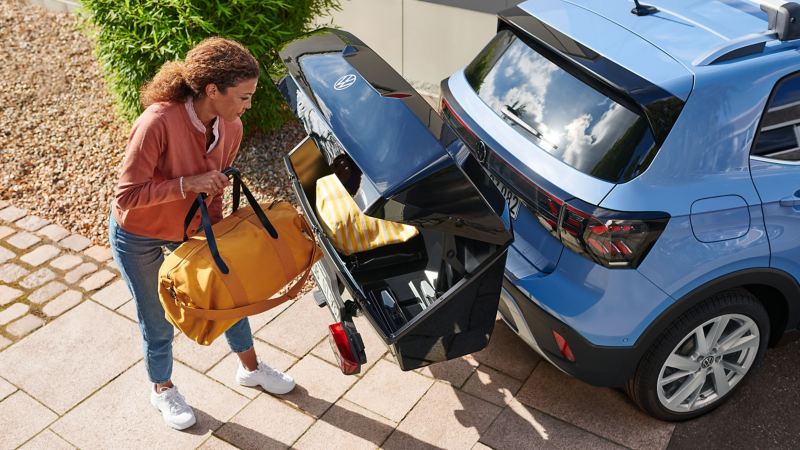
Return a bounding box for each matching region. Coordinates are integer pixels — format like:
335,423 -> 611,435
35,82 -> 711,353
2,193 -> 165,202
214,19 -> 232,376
279,29 -> 514,370
278,29 -> 512,247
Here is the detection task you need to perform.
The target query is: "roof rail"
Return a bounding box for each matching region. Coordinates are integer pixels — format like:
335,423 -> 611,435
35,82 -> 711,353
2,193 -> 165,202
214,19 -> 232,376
694,1 -> 800,65
694,31 -> 776,65
753,0 -> 800,40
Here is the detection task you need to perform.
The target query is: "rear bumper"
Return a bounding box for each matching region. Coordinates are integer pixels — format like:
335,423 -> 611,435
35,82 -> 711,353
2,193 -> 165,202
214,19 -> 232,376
499,278 -> 645,387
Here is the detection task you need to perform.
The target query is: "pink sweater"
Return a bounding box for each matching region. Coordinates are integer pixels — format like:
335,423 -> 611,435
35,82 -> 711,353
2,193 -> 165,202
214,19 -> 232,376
112,101 -> 242,241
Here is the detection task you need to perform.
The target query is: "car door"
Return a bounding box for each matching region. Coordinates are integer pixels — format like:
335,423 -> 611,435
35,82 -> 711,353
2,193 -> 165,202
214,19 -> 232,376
750,73 -> 800,282
279,29 -> 514,371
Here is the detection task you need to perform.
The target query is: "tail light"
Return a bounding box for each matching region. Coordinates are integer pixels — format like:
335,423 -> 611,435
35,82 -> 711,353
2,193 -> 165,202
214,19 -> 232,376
559,199 -> 668,269
441,96 -> 668,269
328,322 -> 366,375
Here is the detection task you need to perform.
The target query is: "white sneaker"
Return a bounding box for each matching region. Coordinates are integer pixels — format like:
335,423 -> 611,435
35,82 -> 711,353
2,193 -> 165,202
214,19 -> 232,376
236,361 -> 295,394
149,386 -> 196,430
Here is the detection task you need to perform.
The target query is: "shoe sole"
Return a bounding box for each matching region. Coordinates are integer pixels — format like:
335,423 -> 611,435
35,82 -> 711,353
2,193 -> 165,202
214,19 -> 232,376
151,399 -> 197,430
237,378 -> 295,395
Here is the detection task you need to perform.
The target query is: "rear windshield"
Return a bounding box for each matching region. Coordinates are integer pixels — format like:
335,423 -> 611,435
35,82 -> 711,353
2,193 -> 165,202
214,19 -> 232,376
465,30 -> 656,183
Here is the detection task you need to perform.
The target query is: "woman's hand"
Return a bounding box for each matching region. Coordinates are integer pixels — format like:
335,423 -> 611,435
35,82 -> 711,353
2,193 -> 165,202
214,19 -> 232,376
182,170 -> 230,197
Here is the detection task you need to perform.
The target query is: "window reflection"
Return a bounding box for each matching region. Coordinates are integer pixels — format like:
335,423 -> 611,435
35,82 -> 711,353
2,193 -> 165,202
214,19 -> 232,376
467,31 -> 654,182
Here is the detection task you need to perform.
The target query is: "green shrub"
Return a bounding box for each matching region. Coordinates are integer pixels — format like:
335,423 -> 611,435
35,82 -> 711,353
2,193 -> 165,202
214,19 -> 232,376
80,0 -> 340,134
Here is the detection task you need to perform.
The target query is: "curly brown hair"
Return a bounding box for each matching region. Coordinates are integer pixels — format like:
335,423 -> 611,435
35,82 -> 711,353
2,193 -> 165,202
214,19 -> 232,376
140,37 -> 259,107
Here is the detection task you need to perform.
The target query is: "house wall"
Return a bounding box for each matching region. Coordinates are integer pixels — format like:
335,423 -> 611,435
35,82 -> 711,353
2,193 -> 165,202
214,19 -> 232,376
317,0 -> 523,96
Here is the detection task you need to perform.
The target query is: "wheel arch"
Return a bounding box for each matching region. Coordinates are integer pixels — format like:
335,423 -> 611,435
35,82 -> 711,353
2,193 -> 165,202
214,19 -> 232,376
636,268 -> 800,349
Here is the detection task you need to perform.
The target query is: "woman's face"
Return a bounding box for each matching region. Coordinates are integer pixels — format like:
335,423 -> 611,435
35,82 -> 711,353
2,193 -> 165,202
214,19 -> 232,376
209,77 -> 258,122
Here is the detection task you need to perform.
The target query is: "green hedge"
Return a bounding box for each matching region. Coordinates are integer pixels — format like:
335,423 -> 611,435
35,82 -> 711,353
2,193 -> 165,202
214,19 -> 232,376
81,0 -> 340,134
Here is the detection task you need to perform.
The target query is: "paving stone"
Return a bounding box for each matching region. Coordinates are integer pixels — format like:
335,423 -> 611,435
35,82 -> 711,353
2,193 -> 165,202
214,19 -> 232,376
516,363 -> 675,450
0,335 -> 10,351
0,263 -> 29,283
295,399 -> 397,450
283,354 -> 359,418
0,303 -> 29,326
78,269 -> 115,292
383,382 -> 502,450
344,359 -> 434,423
15,216 -> 49,232
37,224 -> 70,242
417,354 -> 480,388
0,226 -> 14,239
28,281 -> 68,304
247,299 -> 293,334
0,301 -> 141,414
207,339 -> 297,399
480,399 -> 625,450
83,245 -> 112,262
42,291 -> 83,318
255,291 -> 332,358
197,436 -> 239,450
49,254 -> 82,271
0,285 -> 23,306
311,314 -> 387,375
172,332 -> 233,373
0,376 -> 15,402
116,300 -> 138,323
18,429 -> 76,450
7,232 -> 42,250
52,361 -> 248,449
216,393 -> 315,450
0,391 -> 58,449
6,314 -> 45,338
105,259 -> 119,272
90,279 -> 131,310
59,234 -> 92,252
64,262 -> 97,284
0,200 -> 7,210
20,268 -> 56,289
0,246 -> 16,264
20,244 -> 60,266
0,206 -> 27,223
462,365 -> 523,407
473,319 -> 542,381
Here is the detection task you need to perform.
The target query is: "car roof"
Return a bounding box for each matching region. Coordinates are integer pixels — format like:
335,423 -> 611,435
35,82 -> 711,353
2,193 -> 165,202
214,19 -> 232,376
515,0 -> 694,100
557,0 -> 773,68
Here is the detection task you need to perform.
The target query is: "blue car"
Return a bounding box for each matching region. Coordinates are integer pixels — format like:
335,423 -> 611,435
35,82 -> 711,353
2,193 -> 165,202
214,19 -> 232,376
279,0 -> 800,420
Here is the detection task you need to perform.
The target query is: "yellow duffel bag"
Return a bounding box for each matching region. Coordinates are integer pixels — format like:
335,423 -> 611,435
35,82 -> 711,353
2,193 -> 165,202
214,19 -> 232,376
159,168 -> 321,345
316,174 -> 419,256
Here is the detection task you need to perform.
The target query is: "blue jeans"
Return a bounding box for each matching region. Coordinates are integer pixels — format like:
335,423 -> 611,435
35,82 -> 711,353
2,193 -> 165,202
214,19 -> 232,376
108,213 -> 253,384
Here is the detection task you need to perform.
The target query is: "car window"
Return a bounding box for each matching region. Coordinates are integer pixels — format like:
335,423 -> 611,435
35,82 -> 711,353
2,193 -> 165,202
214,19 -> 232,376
752,74 -> 800,161
464,29 -> 656,183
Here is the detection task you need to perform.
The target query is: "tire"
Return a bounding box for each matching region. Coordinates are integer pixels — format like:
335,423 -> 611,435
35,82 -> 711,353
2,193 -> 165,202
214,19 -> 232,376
625,289 -> 769,421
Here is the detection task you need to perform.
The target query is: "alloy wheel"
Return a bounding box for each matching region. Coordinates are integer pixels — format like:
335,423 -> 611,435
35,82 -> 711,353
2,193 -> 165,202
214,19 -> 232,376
656,313 -> 760,413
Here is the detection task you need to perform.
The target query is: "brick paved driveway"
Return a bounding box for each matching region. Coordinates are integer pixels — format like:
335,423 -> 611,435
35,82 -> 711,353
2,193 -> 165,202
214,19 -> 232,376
0,200 -> 681,449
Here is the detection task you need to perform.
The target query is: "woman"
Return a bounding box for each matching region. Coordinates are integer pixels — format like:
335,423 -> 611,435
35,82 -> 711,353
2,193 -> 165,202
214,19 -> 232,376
109,37 -> 293,431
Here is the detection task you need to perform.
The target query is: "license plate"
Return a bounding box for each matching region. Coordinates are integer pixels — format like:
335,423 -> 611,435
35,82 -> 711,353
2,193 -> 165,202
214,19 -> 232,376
488,172 -> 520,220
311,261 -> 342,322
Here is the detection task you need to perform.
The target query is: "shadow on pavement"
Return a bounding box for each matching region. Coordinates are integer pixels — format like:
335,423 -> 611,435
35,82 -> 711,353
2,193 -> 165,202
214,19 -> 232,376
668,338 -> 800,449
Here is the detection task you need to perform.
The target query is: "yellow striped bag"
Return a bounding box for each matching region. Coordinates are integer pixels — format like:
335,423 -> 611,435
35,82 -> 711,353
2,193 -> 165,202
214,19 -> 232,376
315,174 -> 419,256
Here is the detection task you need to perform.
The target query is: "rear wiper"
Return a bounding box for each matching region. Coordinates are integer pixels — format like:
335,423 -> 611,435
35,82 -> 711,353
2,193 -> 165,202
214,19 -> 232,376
501,106 -> 558,150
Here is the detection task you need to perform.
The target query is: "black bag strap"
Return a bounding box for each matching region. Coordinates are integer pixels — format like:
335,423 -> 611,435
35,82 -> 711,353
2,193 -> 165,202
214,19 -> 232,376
180,167 -> 279,273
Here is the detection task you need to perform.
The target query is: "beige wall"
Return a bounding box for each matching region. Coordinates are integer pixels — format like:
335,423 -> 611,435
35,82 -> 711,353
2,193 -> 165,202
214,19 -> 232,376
317,0 -> 497,96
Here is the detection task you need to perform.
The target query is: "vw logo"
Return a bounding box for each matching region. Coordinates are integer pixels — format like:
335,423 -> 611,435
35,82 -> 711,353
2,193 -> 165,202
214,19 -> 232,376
700,356 -> 715,369
475,140 -> 488,163
334,74 -> 357,91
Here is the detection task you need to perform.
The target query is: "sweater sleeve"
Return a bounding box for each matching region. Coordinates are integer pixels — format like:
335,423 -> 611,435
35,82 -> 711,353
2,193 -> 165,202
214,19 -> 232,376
207,120 -> 244,224
115,111 -> 184,210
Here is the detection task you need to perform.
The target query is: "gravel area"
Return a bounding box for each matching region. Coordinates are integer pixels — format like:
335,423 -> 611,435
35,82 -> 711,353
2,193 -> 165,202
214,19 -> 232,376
0,1 -> 307,246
